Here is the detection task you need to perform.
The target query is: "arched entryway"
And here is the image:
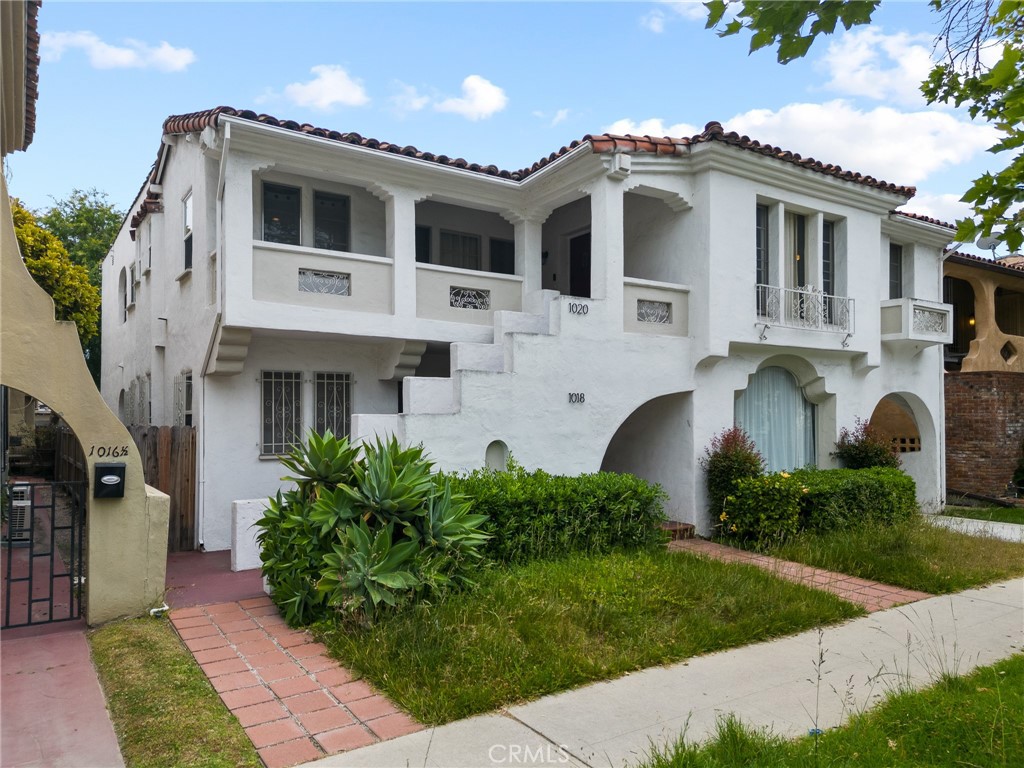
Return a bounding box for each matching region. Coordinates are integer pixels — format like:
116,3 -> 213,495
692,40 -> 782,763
2,387 -> 88,628
601,392 -> 692,522
868,392 -> 939,509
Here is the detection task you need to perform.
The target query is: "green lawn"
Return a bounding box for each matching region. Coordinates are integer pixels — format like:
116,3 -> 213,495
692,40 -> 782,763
768,517 -> 1024,594
89,617 -> 261,768
317,549 -> 862,725
944,505 -> 1024,525
640,653 -> 1024,767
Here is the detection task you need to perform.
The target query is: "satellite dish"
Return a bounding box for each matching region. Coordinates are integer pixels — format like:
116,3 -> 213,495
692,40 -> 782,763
977,235 -> 1001,251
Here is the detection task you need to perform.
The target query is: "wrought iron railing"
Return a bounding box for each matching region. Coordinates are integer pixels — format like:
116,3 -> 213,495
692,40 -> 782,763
756,284 -> 854,333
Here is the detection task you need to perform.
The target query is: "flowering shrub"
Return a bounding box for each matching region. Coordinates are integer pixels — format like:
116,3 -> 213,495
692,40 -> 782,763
720,471 -> 804,547
833,417 -> 900,469
701,427 -> 765,517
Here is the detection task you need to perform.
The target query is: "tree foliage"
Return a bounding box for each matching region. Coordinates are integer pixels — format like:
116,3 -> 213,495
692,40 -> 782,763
11,197 -> 100,345
705,0 -> 1024,251
39,188 -> 122,285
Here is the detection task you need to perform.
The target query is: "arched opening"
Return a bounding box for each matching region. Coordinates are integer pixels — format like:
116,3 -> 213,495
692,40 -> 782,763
601,392 -> 692,522
943,276 -> 976,370
869,394 -> 921,455
2,387 -> 88,628
735,366 -> 815,472
485,440 -> 508,471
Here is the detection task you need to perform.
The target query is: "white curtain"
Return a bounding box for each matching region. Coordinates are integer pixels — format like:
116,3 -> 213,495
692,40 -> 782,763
735,366 -> 815,472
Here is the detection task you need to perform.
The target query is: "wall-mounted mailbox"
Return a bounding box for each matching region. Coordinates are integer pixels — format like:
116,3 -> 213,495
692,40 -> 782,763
94,463 -> 126,499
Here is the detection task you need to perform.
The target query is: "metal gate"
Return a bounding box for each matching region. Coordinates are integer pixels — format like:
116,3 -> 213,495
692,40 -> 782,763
1,481 -> 86,628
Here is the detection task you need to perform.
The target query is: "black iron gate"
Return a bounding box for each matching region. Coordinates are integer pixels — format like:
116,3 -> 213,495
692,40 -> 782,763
1,481 -> 86,628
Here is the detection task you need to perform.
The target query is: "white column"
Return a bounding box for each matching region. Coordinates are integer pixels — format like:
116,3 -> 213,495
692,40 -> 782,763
589,176 -> 625,330
220,155 -> 259,326
505,210 -> 546,302
375,185 -> 418,322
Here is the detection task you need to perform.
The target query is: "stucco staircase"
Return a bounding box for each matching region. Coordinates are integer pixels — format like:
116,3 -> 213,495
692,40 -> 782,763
403,289 -> 561,416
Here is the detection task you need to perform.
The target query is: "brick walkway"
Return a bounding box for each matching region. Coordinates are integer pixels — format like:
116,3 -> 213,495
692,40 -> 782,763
669,539 -> 932,611
169,596 -> 422,768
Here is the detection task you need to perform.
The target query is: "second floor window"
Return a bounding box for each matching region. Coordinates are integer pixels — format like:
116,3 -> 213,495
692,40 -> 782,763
264,183 -> 301,245
822,221 -> 835,297
314,191 -> 350,251
889,243 -> 904,299
440,230 -> 482,271
183,192 -> 193,270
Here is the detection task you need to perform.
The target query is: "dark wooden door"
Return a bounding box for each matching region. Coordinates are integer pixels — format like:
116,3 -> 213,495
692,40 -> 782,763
569,233 -> 591,298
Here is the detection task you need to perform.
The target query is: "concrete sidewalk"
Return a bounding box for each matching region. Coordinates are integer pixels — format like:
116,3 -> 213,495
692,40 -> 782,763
1,625 -> 124,768
926,514 -> 1024,542
305,577 -> 1024,768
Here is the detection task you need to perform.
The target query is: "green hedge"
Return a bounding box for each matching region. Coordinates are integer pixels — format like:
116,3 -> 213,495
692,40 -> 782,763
792,467 -> 917,532
721,467 -> 918,545
443,463 -> 667,563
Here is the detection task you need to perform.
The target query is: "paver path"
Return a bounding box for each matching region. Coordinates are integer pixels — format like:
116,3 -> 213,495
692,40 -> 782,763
169,596 -> 422,768
669,538 -> 931,611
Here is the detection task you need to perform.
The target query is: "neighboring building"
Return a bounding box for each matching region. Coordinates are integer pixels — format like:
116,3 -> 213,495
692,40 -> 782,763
103,108 -> 954,558
943,251 -> 1024,498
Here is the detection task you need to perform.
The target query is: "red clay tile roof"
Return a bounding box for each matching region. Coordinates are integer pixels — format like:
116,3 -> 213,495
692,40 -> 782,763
22,0 -> 41,151
946,250 -> 1024,275
890,211 -> 956,230
160,108 -> 916,196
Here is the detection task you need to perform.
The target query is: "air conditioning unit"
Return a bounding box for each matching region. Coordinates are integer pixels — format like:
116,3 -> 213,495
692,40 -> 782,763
5,484 -> 31,545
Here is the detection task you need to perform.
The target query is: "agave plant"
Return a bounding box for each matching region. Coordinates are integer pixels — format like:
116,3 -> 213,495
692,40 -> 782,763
319,520 -> 420,619
279,430 -> 360,498
408,480 -> 490,559
348,436 -> 436,523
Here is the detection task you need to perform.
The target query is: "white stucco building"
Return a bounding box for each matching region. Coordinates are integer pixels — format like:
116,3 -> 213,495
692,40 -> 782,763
103,108 -> 954,557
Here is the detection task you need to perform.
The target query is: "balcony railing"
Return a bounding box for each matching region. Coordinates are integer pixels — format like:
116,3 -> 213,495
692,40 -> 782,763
756,284 -> 854,333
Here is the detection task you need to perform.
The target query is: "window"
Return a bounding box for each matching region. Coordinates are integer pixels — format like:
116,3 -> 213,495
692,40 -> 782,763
786,212 -> 807,288
416,226 -> 431,263
129,264 -> 137,305
822,221 -> 835,297
314,372 -> 351,438
755,204 -> 770,315
439,230 -> 481,270
119,267 -> 128,322
183,192 -> 193,271
489,238 -> 515,275
261,371 -> 301,454
184,373 -> 193,427
314,191 -> 350,251
146,219 -> 152,273
889,244 -> 904,299
263,183 -> 301,245
735,367 -> 815,472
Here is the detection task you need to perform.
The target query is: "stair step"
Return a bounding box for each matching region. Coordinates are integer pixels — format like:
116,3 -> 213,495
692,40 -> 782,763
493,310 -> 548,339
451,342 -> 505,373
404,377 -> 457,415
661,522 -> 696,541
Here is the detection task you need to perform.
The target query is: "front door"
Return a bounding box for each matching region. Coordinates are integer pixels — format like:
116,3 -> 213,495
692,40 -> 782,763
569,233 -> 591,298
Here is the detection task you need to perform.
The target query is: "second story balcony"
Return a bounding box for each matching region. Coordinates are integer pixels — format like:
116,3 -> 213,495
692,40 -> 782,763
756,284 -> 855,335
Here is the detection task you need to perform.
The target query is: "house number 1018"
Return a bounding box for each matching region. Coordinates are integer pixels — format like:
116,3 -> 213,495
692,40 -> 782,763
568,392 -> 586,404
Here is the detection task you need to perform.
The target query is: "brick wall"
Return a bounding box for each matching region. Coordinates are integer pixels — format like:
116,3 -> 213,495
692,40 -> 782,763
945,372 -> 1024,497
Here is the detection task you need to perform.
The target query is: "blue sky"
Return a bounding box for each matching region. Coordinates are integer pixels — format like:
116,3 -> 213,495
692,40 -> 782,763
8,1 -> 1006,254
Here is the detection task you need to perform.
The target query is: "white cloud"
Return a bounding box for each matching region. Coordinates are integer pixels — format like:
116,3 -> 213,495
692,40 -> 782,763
726,100 -> 997,185
820,27 -> 936,105
391,82 -> 430,115
551,108 -> 570,127
604,117 -> 701,138
435,75 -> 508,121
897,192 -> 970,227
283,65 -> 369,111
641,10 -> 666,34
664,1 -> 708,21
41,31 -> 195,72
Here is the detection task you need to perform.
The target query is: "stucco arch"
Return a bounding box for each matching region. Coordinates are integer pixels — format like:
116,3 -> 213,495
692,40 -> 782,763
869,391 -> 940,510
601,391 -> 693,522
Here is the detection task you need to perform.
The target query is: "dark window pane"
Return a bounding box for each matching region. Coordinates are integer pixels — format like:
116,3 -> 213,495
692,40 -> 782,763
416,226 -> 431,263
889,243 -> 903,299
490,238 -> 515,275
439,231 -> 481,270
822,220 -> 834,296
314,191 -> 350,251
263,183 -> 301,245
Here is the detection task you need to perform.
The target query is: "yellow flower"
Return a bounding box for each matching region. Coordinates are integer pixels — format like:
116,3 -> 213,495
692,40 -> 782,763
730,524 -> 738,532
802,487 -> 809,494
719,512 -> 728,521
780,471 -> 791,478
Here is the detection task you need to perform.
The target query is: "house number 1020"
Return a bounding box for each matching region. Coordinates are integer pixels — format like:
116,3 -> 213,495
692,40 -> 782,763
568,302 -> 589,316
568,393 -> 586,404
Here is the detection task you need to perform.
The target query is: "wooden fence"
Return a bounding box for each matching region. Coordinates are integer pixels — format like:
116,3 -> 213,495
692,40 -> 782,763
54,425 -> 87,484
127,426 -> 197,552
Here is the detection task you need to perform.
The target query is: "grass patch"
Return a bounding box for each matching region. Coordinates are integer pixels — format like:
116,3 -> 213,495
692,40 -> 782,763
640,653 -> 1024,767
770,517 -> 1024,594
944,505 -> 1024,525
89,617 -> 261,768
317,549 -> 861,724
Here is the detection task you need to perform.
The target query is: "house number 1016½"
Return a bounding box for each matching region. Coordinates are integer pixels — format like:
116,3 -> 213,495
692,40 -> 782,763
568,392 -> 586,404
